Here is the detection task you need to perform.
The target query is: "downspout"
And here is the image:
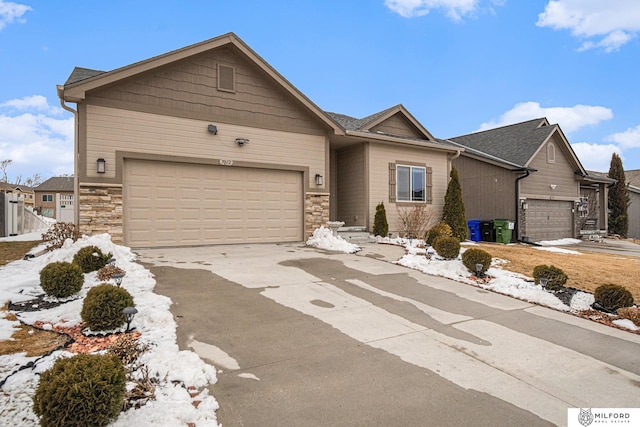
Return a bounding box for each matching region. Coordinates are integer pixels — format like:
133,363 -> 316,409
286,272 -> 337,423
515,168 -> 532,243
57,85 -> 79,227
447,149 -> 462,176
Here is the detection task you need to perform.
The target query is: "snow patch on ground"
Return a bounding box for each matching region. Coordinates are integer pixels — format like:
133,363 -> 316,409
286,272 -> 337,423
306,226 -> 361,253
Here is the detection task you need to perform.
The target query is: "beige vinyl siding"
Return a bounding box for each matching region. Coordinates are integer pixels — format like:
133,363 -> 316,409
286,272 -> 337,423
336,145 -> 365,227
628,189 -> 640,239
88,47 -> 324,135
370,114 -> 423,139
521,137 -> 580,200
452,156 -> 517,220
368,142 -> 448,235
85,105 -> 325,187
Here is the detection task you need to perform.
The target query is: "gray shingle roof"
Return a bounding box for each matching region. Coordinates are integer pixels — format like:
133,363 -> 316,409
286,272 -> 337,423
64,67 -> 106,86
35,177 -> 74,192
626,169 -> 640,187
449,118 -> 554,167
325,105 -> 401,131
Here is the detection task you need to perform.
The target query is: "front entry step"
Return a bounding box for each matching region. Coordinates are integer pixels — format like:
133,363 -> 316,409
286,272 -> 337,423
337,227 -> 376,244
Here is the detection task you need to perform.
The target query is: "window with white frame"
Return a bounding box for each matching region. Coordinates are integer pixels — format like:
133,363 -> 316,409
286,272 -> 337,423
396,165 -> 426,202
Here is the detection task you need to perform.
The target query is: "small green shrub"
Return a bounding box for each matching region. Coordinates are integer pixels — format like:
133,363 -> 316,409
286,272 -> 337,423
41,222 -> 80,251
434,236 -> 460,260
39,262 -> 84,298
594,284 -> 634,312
533,264 -> 568,291
81,283 -> 134,331
33,353 -> 126,427
462,248 -> 492,274
373,202 -> 389,237
73,245 -> 112,273
425,222 -> 452,246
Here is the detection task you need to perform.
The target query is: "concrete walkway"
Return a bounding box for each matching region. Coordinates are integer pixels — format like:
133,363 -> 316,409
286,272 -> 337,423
138,243 -> 640,426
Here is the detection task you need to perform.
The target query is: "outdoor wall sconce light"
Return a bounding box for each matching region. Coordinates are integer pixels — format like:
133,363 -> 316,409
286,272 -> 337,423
315,173 -> 324,186
207,124 -> 218,134
97,158 -> 106,174
550,184 -> 557,190
521,200 -> 529,210
111,273 -> 125,287
123,306 -> 138,332
235,137 -> 249,146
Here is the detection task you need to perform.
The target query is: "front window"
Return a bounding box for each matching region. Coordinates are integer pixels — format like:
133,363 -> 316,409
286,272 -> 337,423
397,165 -> 426,202
42,194 -> 53,202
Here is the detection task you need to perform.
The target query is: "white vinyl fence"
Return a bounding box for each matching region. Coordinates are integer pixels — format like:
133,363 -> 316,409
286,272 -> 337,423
1,193 -> 50,238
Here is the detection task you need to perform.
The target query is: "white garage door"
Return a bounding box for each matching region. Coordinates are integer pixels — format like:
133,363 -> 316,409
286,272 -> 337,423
124,159 -> 303,247
526,200 -> 573,242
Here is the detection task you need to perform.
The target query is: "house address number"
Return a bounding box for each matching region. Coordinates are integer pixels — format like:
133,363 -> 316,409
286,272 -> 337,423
219,159 -> 234,166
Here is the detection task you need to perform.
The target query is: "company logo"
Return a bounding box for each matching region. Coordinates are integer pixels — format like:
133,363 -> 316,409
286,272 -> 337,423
578,408 -> 594,427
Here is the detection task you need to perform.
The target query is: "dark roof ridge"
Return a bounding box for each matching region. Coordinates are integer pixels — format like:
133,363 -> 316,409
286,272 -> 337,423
450,117 -> 548,139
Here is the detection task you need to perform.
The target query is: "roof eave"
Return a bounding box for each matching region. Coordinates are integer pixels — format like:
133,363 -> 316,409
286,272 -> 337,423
345,130 -> 460,153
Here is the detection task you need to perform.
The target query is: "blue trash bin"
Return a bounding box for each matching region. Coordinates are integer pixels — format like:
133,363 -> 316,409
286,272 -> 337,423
467,219 -> 481,242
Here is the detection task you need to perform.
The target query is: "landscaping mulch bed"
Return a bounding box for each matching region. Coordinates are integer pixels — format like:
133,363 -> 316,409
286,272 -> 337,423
32,321 -> 141,354
8,294 -> 78,312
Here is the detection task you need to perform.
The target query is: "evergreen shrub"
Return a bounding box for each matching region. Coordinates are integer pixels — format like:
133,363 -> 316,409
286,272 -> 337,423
73,245 -> 112,273
81,283 -> 134,331
594,284 -> 634,312
425,222 -> 452,246
373,202 -> 389,237
461,248 -> 492,274
39,262 -> 84,298
434,236 -> 460,260
533,265 -> 568,291
33,353 -> 126,427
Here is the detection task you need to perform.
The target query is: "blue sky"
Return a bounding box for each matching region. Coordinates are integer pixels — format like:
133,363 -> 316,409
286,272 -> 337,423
1,0 -> 639,182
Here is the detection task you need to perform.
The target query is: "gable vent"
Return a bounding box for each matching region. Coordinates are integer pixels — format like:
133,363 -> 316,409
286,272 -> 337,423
217,64 -> 235,92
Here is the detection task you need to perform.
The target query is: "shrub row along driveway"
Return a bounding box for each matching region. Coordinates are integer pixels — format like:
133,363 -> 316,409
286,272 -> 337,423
139,243 -> 640,426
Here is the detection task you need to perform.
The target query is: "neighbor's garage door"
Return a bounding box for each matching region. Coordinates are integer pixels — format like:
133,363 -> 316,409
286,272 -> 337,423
526,199 -> 573,242
124,159 -> 303,247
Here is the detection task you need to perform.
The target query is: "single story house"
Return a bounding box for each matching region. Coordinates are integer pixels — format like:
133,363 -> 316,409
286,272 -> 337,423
448,118 -> 611,242
58,32 -> 461,248
34,177 -> 75,222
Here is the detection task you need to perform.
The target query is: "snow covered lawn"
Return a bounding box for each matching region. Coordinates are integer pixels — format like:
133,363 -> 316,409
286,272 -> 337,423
0,234 -> 221,426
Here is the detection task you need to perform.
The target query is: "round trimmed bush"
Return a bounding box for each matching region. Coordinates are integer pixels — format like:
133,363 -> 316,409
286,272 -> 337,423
434,236 -> 460,260
594,284 -> 634,312
462,248 -> 492,274
33,353 -> 125,427
73,245 -> 112,273
425,222 -> 452,246
81,283 -> 134,331
39,262 -> 84,298
533,264 -> 568,291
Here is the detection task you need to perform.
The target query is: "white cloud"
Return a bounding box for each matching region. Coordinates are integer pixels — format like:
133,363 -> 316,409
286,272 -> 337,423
0,0 -> 31,30
477,101 -> 613,133
605,124 -> 640,149
571,142 -> 622,172
537,1 -> 640,52
384,0 -> 480,20
0,96 -> 74,181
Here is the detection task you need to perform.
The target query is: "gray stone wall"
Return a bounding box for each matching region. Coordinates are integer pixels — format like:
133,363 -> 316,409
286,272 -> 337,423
305,193 -> 330,238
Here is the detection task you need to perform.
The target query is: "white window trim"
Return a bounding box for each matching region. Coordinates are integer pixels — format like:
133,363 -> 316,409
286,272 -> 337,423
396,164 -> 426,202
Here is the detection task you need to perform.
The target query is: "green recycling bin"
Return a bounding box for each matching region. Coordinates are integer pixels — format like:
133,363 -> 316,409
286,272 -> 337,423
494,219 -> 514,244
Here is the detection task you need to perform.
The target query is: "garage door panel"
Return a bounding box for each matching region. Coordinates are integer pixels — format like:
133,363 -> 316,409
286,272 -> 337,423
526,200 -> 573,242
124,159 -> 303,247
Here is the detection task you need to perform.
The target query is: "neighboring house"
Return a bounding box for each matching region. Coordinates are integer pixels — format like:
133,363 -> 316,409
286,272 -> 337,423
625,169 -> 640,239
0,182 -> 35,208
34,177 -> 75,222
57,33 -> 461,248
449,118 -> 611,242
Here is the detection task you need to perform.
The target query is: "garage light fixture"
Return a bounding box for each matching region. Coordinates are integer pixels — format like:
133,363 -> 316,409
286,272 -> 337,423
521,200 -> 528,210
235,137 -> 249,146
97,158 -> 106,174
207,124 -> 218,134
315,173 -> 324,186
123,306 -> 138,332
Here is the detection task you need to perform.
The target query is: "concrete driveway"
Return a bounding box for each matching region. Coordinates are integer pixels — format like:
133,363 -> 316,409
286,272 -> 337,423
138,243 -> 640,426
